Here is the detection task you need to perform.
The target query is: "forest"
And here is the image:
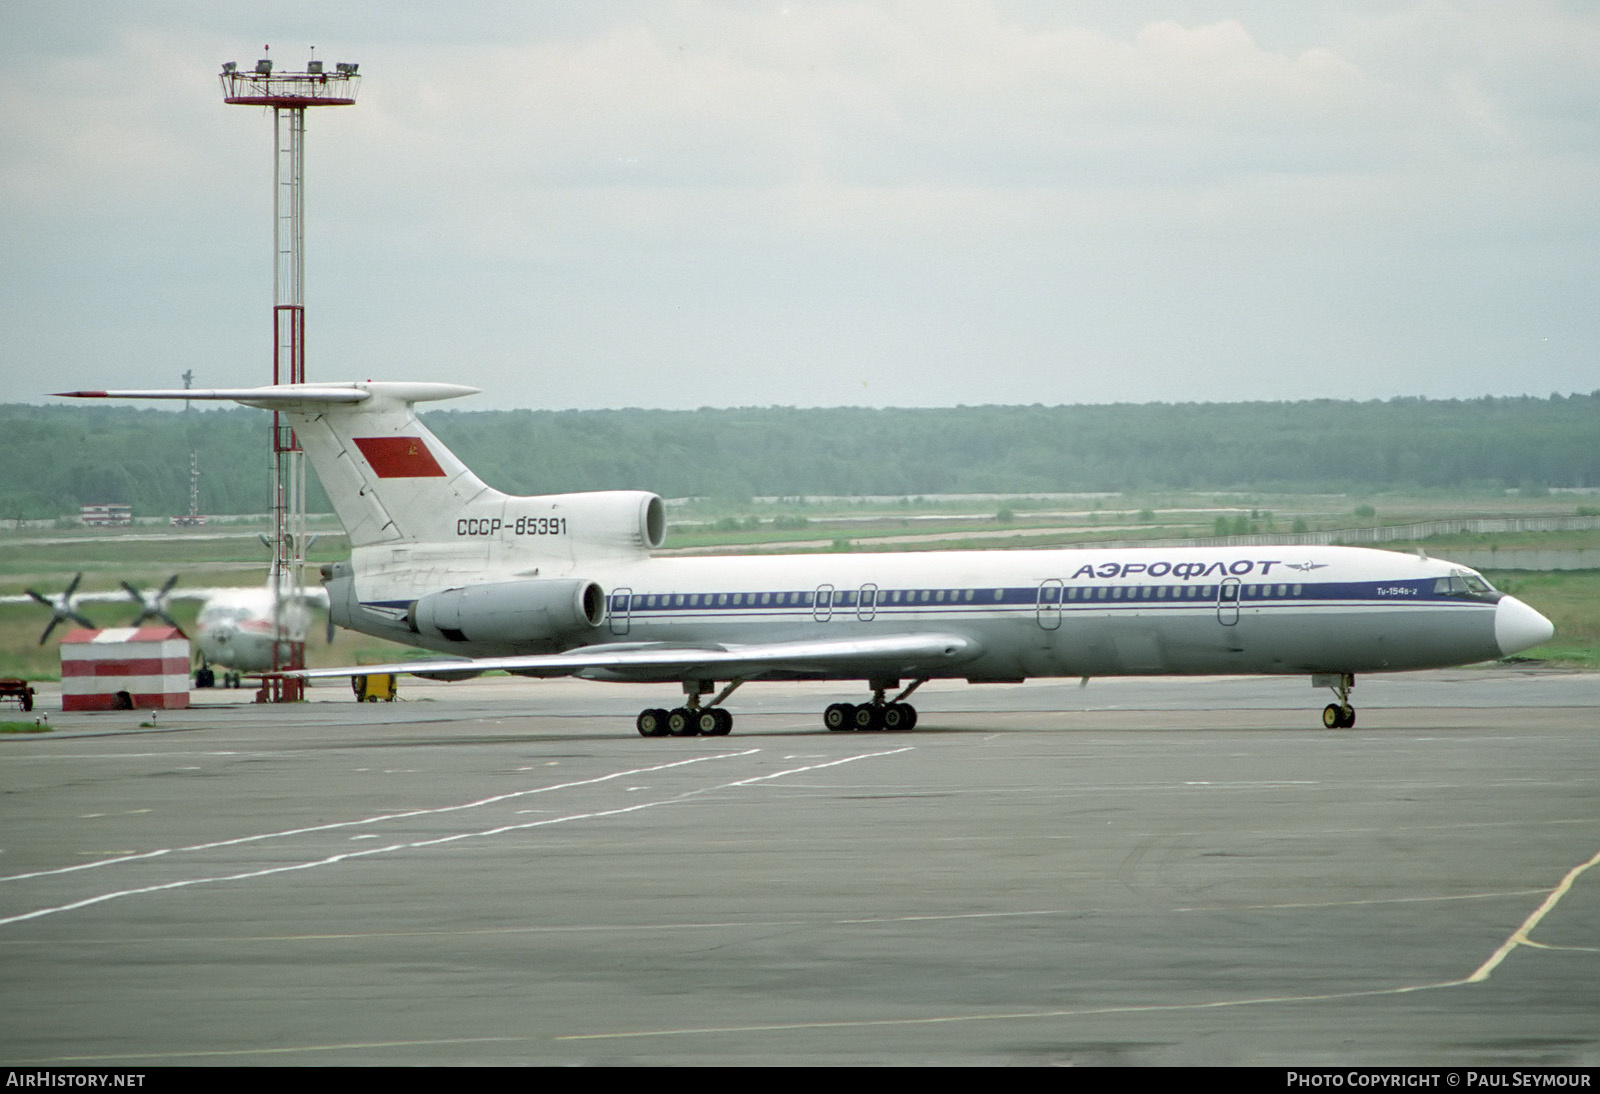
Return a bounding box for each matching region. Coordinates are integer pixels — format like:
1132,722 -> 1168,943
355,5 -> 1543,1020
1,392 -> 1595,520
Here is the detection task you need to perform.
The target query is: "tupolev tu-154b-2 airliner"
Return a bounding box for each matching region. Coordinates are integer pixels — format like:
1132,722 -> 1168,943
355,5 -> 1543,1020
61,382 -> 1555,735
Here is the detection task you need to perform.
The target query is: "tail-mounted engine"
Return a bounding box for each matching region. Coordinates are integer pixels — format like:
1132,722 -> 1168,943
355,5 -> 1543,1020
409,579 -> 605,646
500,491 -> 665,557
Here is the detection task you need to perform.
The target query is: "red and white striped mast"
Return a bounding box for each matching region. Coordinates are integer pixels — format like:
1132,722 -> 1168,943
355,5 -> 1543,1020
220,47 -> 360,700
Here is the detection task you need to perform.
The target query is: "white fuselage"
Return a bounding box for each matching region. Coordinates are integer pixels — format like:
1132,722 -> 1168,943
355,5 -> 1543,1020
194,586 -> 311,672
328,540 -> 1539,684
68,383 -> 1554,708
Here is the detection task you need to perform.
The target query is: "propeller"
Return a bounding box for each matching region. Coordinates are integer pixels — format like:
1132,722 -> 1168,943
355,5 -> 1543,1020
26,573 -> 96,645
121,574 -> 184,633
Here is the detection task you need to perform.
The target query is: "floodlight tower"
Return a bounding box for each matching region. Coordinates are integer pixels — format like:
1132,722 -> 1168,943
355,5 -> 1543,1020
220,48 -> 360,700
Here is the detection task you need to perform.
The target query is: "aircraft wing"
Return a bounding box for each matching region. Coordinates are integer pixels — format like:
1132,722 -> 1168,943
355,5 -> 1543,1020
298,632 -> 981,683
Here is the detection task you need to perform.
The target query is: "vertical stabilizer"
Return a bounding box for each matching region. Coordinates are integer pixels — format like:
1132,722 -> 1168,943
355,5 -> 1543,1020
249,383 -> 502,548
58,382 -> 499,549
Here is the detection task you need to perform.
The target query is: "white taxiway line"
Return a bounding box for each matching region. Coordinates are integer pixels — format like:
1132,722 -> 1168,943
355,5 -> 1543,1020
0,751 -> 757,884
0,747 -> 912,928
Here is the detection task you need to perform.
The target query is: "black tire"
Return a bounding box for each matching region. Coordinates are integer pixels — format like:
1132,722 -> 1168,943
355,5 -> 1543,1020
1322,704 -> 1342,728
852,704 -> 884,731
708,708 -> 733,736
824,702 -> 854,731
668,707 -> 699,736
882,703 -> 916,731
637,708 -> 669,737
1341,706 -> 1356,728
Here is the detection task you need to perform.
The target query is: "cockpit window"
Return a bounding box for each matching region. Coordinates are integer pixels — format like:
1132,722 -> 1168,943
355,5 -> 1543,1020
1433,570 -> 1501,603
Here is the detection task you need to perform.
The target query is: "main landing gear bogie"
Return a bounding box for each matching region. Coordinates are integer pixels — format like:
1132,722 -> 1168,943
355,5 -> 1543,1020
636,677 -> 930,738
825,678 -> 925,733
824,701 -> 917,732
636,705 -> 733,738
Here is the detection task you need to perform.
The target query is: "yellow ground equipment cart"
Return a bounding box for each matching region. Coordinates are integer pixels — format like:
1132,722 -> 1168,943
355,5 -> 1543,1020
351,673 -> 397,702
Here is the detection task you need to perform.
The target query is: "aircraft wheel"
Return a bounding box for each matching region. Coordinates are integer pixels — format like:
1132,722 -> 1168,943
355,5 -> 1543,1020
693,709 -> 722,736
1341,706 -> 1356,728
1322,704 -> 1341,728
852,703 -> 884,731
637,708 -> 670,737
824,703 -> 854,731
702,708 -> 732,736
882,702 -> 915,731
668,707 -> 700,736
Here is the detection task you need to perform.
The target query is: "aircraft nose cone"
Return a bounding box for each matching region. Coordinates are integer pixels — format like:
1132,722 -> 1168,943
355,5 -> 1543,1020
1495,595 -> 1555,657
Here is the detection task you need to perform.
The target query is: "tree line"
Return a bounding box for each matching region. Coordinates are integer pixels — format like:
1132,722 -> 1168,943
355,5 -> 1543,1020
1,393 -> 1595,520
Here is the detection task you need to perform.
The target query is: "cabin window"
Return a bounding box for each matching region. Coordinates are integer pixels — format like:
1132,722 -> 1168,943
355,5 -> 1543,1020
994,589 -> 1004,601
761,592 -> 770,605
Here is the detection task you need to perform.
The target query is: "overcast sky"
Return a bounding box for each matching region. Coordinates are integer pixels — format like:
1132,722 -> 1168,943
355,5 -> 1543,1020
4,1 -> 1597,411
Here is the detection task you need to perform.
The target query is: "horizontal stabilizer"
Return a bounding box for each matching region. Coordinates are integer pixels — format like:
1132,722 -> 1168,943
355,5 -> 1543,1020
54,382 -> 479,408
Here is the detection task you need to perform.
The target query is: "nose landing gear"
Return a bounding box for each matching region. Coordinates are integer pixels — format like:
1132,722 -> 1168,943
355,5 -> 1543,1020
1317,673 -> 1356,728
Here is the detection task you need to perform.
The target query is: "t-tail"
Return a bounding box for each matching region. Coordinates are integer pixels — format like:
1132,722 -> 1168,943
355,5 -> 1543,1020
55,383 -> 666,650
55,381 -> 666,559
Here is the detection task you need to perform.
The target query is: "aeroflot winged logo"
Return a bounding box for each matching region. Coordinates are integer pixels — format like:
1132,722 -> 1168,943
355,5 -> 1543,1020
352,436 -> 446,478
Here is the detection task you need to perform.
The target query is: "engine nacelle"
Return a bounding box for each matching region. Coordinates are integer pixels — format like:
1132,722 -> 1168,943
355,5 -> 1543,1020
408,579 -> 605,647
503,490 -> 666,556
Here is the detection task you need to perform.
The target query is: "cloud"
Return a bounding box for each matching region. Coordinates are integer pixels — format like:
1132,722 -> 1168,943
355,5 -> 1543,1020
3,2 -> 1598,408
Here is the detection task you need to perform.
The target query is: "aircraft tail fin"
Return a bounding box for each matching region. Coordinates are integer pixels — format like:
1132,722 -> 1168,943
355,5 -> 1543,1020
57,382 -> 501,548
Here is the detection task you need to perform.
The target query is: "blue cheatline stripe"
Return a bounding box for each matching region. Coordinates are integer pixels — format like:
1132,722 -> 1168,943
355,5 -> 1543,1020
598,580 -> 1482,613
367,579 -> 1493,615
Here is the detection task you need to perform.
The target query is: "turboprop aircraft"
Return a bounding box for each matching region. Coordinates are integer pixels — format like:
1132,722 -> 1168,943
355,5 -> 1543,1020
16,572 -> 325,688
59,381 -> 1556,735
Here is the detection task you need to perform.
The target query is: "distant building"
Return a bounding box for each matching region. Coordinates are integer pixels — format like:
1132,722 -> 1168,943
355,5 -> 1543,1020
80,503 -> 132,527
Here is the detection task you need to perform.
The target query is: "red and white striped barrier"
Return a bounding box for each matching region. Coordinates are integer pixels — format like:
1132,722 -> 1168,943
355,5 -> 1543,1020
60,627 -> 191,712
